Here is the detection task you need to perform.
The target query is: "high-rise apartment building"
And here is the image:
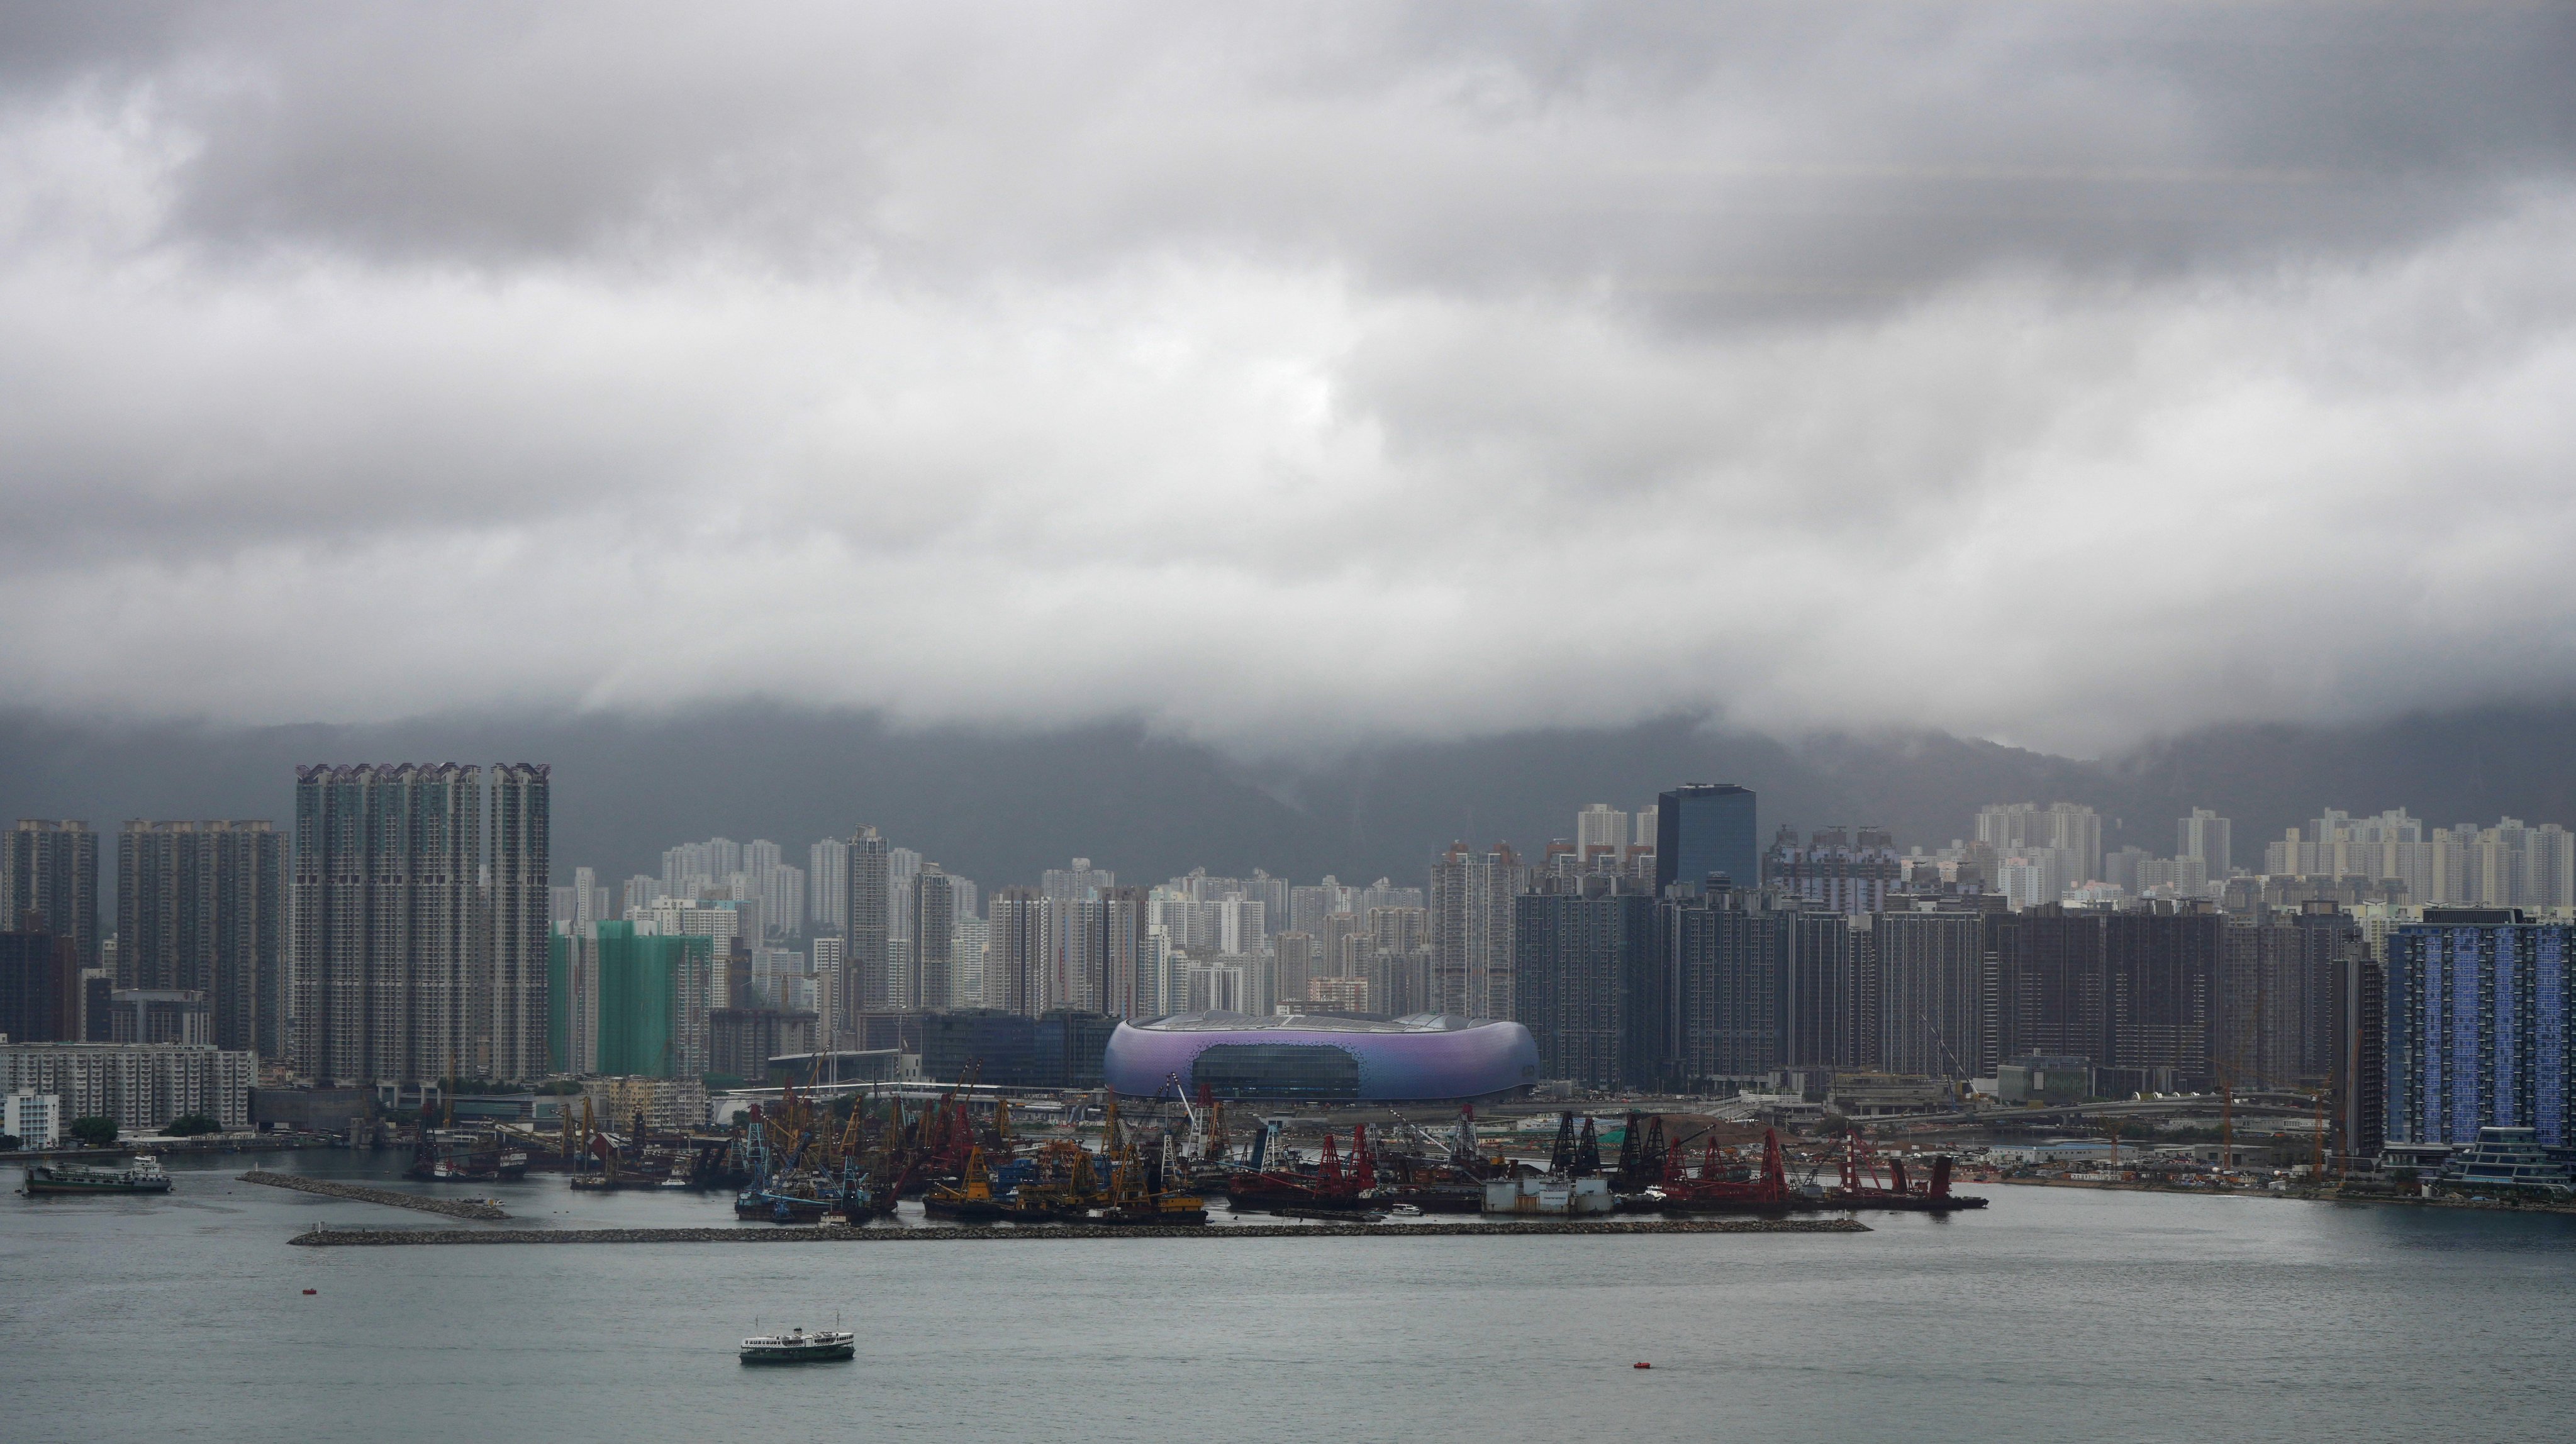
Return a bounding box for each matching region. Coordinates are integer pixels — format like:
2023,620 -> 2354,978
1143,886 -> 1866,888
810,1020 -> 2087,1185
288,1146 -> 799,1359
1044,858 -> 1114,902
1288,881 -> 1342,939
951,913 -> 991,1011
1659,880 -> 1788,1084
114,820 -> 284,1057
486,765 -> 552,1082
0,1040 -> 254,1134
1430,842 -> 1525,1019
2250,809 -> 2576,909
4,820 -> 99,971
1654,785 -> 1758,896
1985,906 -> 2107,1067
2387,910 -> 2572,1148
0,928 -> 81,1043
1765,826 -> 1902,914
581,867 -> 609,926
913,865 -> 956,1011
808,836 -> 849,932
988,886 -> 1046,1016
661,837 -> 743,897
1975,803 -> 2103,899
1097,886 -> 1153,1019
1514,883 -> 1658,1089
289,764 -> 549,1086
808,935 -> 844,1041
1983,903 -> 2218,1088
2177,809 -> 2233,877
2213,903 -> 2356,1089
589,920 -> 713,1079
1576,804 -> 1629,862
1784,907 -> 1875,1072
887,847 -> 923,949
1874,906 -> 1988,1078
291,764 -> 479,1085
1273,931 -> 1317,1008
549,926 -> 597,1075
2332,945 -> 2387,1162
1368,905 -> 1431,1018
844,827 -> 891,1024
2102,908 -> 2218,1086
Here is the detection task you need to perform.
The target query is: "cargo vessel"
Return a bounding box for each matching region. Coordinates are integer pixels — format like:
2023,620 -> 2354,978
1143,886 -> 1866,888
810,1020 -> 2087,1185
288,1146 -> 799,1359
22,1156 -> 174,1196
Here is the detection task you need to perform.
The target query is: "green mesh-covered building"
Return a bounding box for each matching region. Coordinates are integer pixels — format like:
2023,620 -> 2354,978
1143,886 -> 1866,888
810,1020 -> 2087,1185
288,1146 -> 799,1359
550,922 -> 713,1079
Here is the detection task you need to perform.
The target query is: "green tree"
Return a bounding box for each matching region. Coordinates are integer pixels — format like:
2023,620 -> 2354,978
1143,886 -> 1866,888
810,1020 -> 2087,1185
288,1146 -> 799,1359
164,1114 -> 222,1137
0,1133 -> 21,1152
67,1116 -> 118,1147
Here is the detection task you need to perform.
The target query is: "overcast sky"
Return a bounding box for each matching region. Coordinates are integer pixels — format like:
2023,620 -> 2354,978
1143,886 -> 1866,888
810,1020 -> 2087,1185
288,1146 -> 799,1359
4,2 -> 2574,758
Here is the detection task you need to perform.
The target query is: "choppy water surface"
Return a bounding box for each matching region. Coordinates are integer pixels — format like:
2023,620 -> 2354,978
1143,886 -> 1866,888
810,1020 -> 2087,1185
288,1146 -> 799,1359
6,1150 -> 2572,1443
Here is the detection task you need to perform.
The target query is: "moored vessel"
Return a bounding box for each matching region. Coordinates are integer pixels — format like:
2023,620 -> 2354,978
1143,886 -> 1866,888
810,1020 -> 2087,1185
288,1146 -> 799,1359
23,1156 -> 174,1196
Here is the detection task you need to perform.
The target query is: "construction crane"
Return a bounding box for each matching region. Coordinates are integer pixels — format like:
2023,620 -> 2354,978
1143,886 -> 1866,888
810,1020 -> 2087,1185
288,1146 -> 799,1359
2217,1062 -> 2235,1179
2311,1088 -> 2326,1188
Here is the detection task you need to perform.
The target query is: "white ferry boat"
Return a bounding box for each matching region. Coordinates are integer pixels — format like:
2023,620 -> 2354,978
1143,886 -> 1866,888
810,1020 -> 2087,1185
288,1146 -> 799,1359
739,1327 -> 856,1364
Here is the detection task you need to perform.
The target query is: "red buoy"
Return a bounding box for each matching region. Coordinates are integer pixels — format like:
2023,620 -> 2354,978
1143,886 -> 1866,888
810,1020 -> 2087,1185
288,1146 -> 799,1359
302,1289 -> 317,1295
1632,1362 -> 1651,1370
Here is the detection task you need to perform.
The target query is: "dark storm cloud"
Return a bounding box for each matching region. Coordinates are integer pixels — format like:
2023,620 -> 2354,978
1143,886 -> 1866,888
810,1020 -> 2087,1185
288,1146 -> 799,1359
103,3 -> 2576,289
3,1 -> 2575,753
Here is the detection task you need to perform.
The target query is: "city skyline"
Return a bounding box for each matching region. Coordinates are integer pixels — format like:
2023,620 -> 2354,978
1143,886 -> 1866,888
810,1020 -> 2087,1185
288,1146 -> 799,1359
6,10 -> 2573,1438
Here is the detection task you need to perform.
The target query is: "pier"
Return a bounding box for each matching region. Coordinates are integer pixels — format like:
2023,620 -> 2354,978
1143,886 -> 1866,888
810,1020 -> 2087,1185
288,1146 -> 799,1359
289,1217 -> 1866,1245
239,1170 -> 511,1221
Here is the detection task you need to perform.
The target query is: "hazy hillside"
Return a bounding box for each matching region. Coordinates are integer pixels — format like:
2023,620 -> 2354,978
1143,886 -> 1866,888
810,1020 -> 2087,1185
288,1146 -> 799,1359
5,703 -> 2573,894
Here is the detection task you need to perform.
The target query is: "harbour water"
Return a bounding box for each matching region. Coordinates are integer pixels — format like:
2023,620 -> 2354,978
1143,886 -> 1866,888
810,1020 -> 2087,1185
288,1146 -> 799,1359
6,1150 -> 2573,1443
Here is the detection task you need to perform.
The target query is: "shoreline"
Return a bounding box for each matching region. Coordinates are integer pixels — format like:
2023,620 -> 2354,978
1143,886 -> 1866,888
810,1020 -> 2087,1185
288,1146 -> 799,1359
1991,1175 -> 2576,1216
289,1217 -> 1871,1246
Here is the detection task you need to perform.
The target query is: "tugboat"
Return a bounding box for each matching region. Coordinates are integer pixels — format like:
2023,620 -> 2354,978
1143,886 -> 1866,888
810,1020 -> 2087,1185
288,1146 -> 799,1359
738,1326 -> 856,1364
23,1155 -> 174,1196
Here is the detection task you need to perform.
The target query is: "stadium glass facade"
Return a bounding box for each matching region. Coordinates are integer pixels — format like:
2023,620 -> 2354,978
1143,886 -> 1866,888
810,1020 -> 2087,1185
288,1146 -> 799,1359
1102,1012 -> 1539,1101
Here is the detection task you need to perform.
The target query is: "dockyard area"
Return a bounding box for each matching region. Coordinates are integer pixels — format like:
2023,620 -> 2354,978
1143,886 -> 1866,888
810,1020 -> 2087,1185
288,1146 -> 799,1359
209,1075 -> 2002,1243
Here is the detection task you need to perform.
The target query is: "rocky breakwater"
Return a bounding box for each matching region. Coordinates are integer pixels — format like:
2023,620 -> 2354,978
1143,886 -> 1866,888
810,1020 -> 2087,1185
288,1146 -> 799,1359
292,1218 -> 1865,1246
240,1170 -> 510,1221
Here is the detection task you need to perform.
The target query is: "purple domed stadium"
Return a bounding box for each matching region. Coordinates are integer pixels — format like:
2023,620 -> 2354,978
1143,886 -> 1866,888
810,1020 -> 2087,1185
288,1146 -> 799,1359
1101,1012 -> 1541,1101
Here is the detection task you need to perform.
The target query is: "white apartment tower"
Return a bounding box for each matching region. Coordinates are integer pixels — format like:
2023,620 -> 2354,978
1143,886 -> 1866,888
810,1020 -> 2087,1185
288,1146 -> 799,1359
2177,809 -> 2233,877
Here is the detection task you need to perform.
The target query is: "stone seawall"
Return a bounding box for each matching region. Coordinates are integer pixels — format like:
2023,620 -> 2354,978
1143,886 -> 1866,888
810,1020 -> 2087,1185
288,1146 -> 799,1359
240,1170 -> 510,1221
291,1217 -> 1865,1246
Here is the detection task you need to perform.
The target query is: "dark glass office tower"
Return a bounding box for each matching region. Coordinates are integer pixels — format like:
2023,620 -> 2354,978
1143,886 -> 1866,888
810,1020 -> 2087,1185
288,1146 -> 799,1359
1653,784 -> 1758,896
